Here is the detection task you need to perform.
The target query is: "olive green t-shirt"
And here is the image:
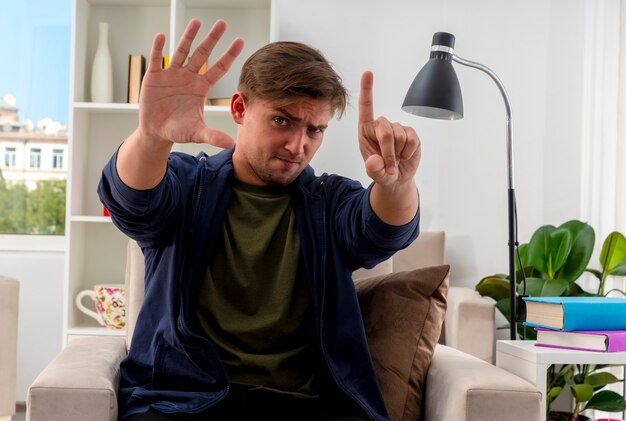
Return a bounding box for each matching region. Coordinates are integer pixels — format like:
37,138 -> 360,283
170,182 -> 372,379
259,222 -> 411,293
196,180 -> 318,398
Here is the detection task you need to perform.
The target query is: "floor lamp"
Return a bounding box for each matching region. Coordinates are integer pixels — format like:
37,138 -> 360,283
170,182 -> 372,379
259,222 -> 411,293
401,32 -> 519,340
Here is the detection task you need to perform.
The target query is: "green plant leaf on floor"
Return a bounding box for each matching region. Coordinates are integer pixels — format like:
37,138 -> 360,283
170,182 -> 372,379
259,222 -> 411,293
585,372 -> 620,390
609,260 -> 626,276
523,277 -> 570,297
547,386 -> 562,402
556,220 -> 595,282
527,225 -> 558,275
600,232 -> 626,275
476,275 -> 509,302
583,390 -> 626,412
570,383 -> 594,403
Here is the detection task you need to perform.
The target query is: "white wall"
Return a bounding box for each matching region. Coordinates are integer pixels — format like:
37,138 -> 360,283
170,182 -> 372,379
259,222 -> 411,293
274,0 -> 595,287
0,237 -> 63,402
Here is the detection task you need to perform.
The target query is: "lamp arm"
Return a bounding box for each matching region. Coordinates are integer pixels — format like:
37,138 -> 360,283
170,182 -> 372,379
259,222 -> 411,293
452,54 -> 519,340
452,54 -> 513,189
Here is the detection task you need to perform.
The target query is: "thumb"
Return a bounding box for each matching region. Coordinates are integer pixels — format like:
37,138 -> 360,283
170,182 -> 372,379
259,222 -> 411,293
193,127 -> 235,149
364,154 -> 387,183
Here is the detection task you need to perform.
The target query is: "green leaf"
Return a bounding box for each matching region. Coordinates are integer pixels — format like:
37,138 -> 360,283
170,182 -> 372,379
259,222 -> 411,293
522,277 -> 570,297
565,283 -> 596,297
542,278 -> 572,297
527,225 -> 556,275
523,277 -> 548,296
516,324 -> 536,340
476,276 -> 510,302
570,383 -> 594,403
495,298 -> 511,322
600,232 -> 626,273
585,372 -> 620,389
554,365 -> 573,385
556,220 -> 595,282
592,364 -> 612,370
609,260 -> 626,276
516,243 -> 530,271
583,390 -> 626,412
547,386 -> 562,403
549,228 -> 573,274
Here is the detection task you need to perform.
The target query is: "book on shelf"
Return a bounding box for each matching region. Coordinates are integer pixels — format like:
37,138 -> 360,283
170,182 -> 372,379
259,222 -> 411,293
127,54 -> 146,104
535,328 -> 626,352
522,296 -> 626,331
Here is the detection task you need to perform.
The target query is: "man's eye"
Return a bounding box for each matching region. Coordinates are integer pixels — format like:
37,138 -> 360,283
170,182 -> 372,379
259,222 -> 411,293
308,127 -> 323,135
273,117 -> 288,126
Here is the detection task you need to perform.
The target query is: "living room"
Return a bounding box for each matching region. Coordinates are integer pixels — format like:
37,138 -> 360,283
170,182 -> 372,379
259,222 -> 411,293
2,0 -> 625,420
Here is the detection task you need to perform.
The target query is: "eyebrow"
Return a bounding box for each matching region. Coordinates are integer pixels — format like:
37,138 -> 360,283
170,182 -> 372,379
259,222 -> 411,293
276,107 -> 328,131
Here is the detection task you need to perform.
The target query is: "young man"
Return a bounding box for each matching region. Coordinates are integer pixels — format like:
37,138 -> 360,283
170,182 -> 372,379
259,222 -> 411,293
99,19 -> 421,421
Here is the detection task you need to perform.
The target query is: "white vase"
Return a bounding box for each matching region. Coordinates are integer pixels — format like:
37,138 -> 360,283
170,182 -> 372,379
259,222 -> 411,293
90,22 -> 113,103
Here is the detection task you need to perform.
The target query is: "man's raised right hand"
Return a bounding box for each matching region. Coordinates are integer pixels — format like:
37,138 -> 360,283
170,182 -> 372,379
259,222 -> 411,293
116,19 -> 243,191
138,19 -> 244,148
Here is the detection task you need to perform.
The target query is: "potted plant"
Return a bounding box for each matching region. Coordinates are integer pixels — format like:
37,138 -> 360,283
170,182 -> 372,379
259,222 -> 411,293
476,220 -> 626,420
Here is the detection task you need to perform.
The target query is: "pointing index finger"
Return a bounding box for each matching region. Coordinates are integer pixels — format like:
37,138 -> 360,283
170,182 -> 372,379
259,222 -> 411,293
359,71 -> 375,124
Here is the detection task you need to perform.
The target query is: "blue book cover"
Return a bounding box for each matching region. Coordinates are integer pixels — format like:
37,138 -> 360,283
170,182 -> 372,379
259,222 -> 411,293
522,296 -> 626,331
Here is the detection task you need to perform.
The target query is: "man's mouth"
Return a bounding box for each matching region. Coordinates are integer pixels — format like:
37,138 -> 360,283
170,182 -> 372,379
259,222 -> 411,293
276,156 -> 302,165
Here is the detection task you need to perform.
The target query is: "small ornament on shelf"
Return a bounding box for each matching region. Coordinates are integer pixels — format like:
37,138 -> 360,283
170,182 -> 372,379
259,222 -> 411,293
90,22 -> 114,103
75,284 -> 126,330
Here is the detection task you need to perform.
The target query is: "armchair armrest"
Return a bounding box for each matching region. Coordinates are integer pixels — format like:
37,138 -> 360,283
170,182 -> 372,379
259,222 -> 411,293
424,344 -> 541,421
27,337 -> 127,421
444,286 -> 495,363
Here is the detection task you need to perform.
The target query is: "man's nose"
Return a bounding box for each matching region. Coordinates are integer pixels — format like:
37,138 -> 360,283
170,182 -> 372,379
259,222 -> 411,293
284,130 -> 306,156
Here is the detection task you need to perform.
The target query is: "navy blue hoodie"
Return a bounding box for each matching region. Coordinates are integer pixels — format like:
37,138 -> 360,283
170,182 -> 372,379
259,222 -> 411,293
98,148 -> 420,420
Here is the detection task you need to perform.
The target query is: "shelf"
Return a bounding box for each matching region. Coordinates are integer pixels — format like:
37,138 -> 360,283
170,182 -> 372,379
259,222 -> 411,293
71,215 -> 112,223
74,101 -> 231,115
67,326 -> 126,337
179,0 -> 270,8
74,102 -> 138,112
82,0 -> 168,6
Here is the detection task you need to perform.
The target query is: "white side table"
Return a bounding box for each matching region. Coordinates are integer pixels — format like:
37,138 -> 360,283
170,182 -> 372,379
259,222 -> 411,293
496,340 -> 626,421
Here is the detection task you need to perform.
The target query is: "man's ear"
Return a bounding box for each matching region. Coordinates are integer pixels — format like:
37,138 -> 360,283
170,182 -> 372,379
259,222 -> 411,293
231,92 -> 246,124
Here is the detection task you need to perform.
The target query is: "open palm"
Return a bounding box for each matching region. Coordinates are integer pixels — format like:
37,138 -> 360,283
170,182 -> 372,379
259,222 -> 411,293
138,19 -> 244,148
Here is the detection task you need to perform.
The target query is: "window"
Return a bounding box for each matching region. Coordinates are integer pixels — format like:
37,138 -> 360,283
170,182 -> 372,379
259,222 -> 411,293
52,148 -> 64,169
0,1 -> 70,235
4,147 -> 16,167
30,148 -> 41,168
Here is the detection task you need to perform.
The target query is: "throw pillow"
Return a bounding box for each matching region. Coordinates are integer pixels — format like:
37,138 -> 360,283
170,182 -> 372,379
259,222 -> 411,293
355,264 -> 450,421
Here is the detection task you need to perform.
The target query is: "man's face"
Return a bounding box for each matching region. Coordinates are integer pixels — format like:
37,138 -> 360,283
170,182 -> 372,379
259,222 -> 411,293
231,95 -> 332,186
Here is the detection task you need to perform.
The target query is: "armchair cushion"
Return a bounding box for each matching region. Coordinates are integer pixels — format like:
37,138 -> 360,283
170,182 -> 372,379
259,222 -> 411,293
355,264 -> 449,421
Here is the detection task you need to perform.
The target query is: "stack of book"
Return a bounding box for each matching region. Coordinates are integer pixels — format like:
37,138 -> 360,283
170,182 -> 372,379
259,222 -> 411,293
127,54 -> 146,104
126,54 -> 171,103
523,296 -> 626,352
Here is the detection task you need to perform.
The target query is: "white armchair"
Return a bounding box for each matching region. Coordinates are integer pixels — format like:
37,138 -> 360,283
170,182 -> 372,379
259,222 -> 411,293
27,233 -> 539,420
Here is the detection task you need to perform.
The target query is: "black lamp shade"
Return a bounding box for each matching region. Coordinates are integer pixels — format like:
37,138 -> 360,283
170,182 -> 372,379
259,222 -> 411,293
402,51 -> 464,120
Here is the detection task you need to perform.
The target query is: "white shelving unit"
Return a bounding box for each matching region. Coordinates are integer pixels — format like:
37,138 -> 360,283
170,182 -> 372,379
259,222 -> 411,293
64,0 -> 274,345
